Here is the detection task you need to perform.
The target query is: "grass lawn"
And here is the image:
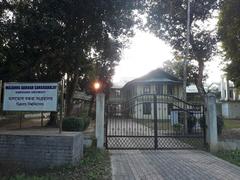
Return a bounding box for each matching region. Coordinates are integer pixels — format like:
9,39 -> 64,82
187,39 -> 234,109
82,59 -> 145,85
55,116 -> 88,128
136,119 -> 171,131
1,147 -> 111,180
224,119 -> 240,129
215,150 -> 240,167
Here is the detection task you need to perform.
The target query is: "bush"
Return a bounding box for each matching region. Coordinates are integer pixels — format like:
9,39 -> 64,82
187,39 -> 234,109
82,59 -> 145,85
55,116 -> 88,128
199,116 -> 206,130
187,115 -> 197,134
217,115 -> 224,135
198,115 -> 224,135
173,123 -> 183,132
62,115 -> 90,131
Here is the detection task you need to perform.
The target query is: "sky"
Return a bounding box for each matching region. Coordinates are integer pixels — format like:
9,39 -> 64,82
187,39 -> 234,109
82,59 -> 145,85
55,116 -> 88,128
113,30 -> 223,87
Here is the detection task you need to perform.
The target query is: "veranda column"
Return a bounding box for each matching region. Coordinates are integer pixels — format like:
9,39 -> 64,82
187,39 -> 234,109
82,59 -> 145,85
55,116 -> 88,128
206,93 -> 218,152
225,78 -> 230,101
95,93 -> 105,149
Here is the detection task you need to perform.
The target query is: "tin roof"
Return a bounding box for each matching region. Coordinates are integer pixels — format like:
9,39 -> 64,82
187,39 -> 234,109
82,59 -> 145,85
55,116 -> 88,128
123,68 -> 182,88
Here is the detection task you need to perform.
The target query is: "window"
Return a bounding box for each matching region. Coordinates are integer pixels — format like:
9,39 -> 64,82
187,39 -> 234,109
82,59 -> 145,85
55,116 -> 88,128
167,85 -> 174,95
143,86 -> 151,94
156,84 -> 163,95
143,103 -> 151,114
168,103 -> 173,115
229,89 -> 233,99
115,90 -> 120,97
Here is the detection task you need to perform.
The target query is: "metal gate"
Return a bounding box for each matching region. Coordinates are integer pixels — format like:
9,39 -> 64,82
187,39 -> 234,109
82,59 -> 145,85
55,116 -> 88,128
105,94 -> 206,150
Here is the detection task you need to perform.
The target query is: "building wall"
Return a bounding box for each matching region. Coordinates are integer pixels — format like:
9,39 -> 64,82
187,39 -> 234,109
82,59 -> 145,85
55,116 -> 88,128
132,102 -> 169,120
134,83 -> 183,98
222,101 -> 240,119
0,132 -> 83,169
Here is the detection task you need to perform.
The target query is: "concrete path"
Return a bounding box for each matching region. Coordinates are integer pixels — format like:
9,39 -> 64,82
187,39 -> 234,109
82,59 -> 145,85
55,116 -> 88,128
110,150 -> 240,180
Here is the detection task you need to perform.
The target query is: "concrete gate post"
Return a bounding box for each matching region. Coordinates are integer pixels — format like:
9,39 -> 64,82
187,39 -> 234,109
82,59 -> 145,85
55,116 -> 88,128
95,93 -> 105,149
206,93 -> 218,152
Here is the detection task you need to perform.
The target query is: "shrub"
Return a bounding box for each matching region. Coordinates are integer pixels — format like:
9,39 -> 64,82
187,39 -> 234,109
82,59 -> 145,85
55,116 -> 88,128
173,123 -> 183,132
199,116 -> 206,130
198,115 -> 224,135
187,115 -> 197,134
217,115 -> 224,135
62,115 -> 90,131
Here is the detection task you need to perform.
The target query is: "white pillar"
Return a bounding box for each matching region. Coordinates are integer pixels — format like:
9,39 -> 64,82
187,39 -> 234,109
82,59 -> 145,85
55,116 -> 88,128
206,93 -> 218,152
220,76 -> 225,100
233,88 -> 238,100
95,93 -> 105,149
225,78 -> 230,101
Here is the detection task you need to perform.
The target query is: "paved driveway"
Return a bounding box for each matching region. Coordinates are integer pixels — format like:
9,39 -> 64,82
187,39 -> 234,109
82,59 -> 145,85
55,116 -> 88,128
110,150 -> 240,180
107,119 -> 202,149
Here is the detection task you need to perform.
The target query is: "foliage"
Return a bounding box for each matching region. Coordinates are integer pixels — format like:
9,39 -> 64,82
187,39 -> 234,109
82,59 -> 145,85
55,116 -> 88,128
62,115 -> 90,131
199,116 -> 206,130
2,147 -> 111,180
0,0 -> 140,116
217,115 -> 224,135
173,123 -> 183,132
6,174 -> 54,180
163,58 -> 207,86
187,115 -> 197,133
146,0 -> 219,98
216,150 -> 240,167
218,0 -> 240,86
199,115 -> 224,135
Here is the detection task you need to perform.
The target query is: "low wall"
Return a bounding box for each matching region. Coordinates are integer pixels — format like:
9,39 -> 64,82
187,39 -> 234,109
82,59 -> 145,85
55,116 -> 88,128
222,101 -> 240,119
0,131 -> 83,169
218,139 -> 240,150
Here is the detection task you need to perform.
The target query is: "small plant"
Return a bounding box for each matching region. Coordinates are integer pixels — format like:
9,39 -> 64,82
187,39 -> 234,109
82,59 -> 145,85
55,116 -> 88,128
187,115 -> 197,134
199,116 -> 206,130
173,123 -> 183,132
217,115 -> 224,135
62,115 -> 90,131
216,150 -> 240,167
199,115 -> 224,135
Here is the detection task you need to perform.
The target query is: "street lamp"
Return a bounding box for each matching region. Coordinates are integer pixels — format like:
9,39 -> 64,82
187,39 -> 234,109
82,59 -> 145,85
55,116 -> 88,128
93,81 -> 101,91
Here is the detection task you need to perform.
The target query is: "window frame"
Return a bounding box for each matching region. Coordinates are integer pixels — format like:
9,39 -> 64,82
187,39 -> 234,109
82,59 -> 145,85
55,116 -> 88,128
143,85 -> 151,94
156,84 -> 163,95
143,102 -> 151,115
167,84 -> 174,95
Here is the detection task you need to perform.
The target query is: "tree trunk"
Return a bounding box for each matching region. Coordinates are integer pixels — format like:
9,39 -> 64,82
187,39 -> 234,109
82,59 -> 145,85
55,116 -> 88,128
65,72 -> 79,116
196,60 -> 206,101
47,112 -> 58,127
88,95 -> 95,119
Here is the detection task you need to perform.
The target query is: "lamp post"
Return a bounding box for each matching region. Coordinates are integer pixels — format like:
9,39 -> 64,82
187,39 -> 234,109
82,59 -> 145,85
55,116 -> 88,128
94,81 -> 105,149
93,81 -> 101,92
59,73 -> 67,134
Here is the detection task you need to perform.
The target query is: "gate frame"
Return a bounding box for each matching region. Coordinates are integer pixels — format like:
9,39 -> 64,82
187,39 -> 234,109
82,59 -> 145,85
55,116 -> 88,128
105,94 -> 206,150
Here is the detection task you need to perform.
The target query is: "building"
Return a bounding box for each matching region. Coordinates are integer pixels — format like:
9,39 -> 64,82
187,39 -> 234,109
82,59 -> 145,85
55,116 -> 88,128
108,69 -> 202,124
220,76 -> 240,119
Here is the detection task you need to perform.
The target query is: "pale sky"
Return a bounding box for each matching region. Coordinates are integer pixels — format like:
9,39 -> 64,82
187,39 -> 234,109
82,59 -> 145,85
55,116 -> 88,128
113,30 -> 223,87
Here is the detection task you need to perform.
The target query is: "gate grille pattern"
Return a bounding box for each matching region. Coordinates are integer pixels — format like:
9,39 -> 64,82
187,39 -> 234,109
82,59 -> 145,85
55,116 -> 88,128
105,94 -> 206,150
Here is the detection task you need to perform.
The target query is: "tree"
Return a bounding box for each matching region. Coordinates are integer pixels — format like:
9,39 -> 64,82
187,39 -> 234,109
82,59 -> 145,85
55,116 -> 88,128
162,58 -> 202,86
0,1 -> 140,119
218,0 -> 240,86
146,0 -> 219,99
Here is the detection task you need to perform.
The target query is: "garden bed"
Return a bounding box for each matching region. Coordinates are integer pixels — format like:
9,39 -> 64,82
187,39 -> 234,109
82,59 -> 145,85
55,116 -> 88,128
215,150 -> 240,167
1,147 -> 112,180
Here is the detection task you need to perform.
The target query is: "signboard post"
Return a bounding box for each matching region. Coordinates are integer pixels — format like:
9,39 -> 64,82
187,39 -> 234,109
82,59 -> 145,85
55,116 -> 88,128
3,83 -> 58,112
59,79 -> 64,134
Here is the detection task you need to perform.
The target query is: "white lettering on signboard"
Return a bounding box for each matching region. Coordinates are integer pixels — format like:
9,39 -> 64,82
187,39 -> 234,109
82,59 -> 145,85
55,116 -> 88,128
3,83 -> 58,112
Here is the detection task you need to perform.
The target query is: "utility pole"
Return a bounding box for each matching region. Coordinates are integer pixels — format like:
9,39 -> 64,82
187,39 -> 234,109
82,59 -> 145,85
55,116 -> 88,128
184,0 -> 192,134
183,0 -> 192,101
